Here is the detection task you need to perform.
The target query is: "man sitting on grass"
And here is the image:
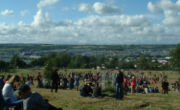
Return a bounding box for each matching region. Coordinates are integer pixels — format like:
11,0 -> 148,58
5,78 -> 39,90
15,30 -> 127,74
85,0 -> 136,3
92,83 -> 102,97
18,84 -> 62,110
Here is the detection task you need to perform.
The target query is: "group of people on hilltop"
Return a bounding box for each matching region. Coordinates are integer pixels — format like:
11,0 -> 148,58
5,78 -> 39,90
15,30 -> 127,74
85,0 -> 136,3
35,69 -> 179,99
0,69 -> 178,110
0,75 -> 62,110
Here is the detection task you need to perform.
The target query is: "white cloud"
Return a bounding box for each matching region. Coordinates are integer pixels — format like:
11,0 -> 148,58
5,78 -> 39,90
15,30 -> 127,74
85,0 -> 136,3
78,2 -> 122,15
1,10 -> 14,16
31,10 -> 55,28
147,0 -> 180,26
93,2 -> 122,14
37,0 -> 60,9
20,10 -> 28,16
0,9 -> 180,44
147,2 -> 162,13
79,4 -> 92,12
163,10 -> 180,25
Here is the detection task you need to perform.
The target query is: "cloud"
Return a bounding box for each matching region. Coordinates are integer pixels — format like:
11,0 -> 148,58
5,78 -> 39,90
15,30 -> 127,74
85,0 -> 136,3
37,0 -> 60,9
79,4 -> 92,12
93,2 -> 122,14
31,10 -> 54,27
20,10 -> 28,16
147,0 -> 180,26
147,2 -> 162,13
78,2 -> 122,15
1,10 -> 14,16
0,9 -> 180,44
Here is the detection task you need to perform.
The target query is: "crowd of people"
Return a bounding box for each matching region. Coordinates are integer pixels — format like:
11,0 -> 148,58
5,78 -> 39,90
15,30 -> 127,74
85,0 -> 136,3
0,69 -> 180,109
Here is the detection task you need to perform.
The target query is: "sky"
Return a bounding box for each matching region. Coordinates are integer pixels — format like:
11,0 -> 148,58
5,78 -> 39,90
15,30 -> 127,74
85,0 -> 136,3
0,0 -> 180,45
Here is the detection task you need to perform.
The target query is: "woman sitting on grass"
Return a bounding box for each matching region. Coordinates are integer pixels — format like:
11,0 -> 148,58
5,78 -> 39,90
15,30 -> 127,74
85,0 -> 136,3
2,75 -> 23,110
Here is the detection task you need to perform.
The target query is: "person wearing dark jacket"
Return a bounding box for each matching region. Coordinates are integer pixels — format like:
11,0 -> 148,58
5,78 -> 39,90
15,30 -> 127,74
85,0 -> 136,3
162,79 -> 169,94
51,69 -> 60,93
115,70 -> 124,99
18,84 -> 62,110
92,83 -> 102,97
0,91 -> 6,110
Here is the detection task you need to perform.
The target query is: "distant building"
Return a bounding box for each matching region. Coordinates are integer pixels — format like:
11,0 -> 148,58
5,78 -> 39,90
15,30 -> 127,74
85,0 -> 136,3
21,52 -> 32,56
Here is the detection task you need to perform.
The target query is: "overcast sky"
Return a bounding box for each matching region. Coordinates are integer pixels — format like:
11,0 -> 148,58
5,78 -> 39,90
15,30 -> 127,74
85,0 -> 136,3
0,0 -> 180,44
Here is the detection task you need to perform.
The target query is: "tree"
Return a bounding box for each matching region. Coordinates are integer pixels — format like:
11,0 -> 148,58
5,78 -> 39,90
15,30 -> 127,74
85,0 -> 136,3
43,60 -> 54,81
108,57 -> 119,69
10,55 -> 27,68
0,60 -> 10,72
30,56 -> 48,67
55,53 -> 71,68
169,44 -> 180,70
136,55 -> 150,70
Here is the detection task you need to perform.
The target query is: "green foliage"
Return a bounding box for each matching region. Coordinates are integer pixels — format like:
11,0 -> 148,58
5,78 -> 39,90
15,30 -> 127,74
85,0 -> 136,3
30,56 -> 48,67
169,44 -> 180,70
10,55 -> 27,68
119,61 -> 135,69
43,60 -> 54,80
55,53 -> 71,68
108,57 -> 119,69
136,55 -> 151,70
0,60 -> 10,72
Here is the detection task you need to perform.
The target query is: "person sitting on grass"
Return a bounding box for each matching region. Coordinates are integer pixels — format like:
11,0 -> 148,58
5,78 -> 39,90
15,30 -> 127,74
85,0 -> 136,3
18,84 -> 62,110
0,90 -> 7,110
177,78 -> 180,92
80,82 -> 93,97
92,83 -> 102,97
2,75 -> 23,110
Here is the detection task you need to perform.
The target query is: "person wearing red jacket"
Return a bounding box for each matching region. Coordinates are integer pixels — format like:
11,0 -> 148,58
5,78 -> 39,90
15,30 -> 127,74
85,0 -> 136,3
131,76 -> 136,94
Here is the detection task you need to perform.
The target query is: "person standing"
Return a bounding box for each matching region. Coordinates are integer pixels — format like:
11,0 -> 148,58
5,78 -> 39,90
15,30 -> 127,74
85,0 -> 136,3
131,76 -> 136,94
115,70 -> 124,99
51,69 -> 60,93
161,79 -> 169,94
74,75 -> 79,91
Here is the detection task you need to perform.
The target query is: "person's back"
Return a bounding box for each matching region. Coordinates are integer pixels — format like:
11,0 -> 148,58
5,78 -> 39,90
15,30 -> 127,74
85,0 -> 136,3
115,74 -> 124,85
93,85 -> 101,97
162,80 -> 169,94
0,78 -> 4,91
2,82 -> 17,102
80,85 -> 86,96
0,91 -> 6,110
177,79 -> 180,91
51,71 -> 59,83
23,92 -> 49,110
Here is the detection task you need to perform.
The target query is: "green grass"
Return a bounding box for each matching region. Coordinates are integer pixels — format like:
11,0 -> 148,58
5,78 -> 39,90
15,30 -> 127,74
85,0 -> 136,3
32,87 -> 180,110
1,69 -> 180,110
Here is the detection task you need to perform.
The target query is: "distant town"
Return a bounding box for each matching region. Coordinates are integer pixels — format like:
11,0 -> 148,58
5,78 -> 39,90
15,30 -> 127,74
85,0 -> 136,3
0,44 -> 175,66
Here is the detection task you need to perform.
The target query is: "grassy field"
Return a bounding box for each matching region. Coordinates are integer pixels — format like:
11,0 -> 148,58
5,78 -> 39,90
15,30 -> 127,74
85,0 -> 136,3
33,88 -> 180,110
1,69 -> 180,110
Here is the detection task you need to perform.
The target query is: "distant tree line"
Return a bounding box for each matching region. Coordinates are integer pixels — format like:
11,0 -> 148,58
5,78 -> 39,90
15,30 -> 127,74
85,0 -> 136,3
1,44 -> 180,72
